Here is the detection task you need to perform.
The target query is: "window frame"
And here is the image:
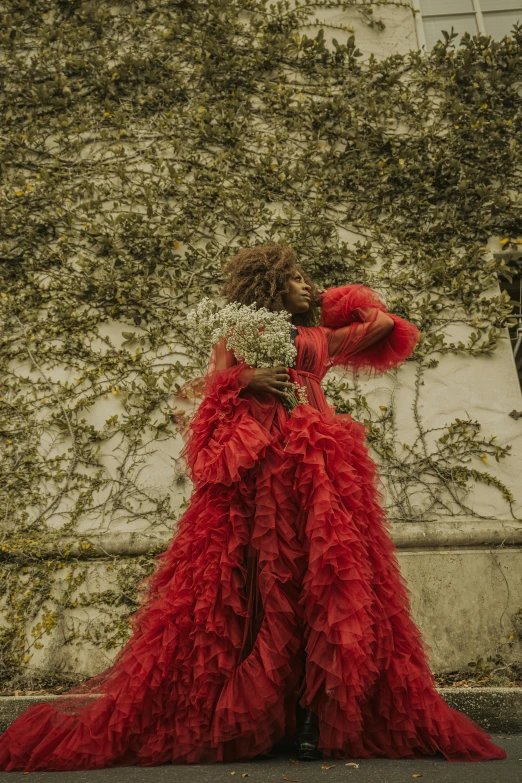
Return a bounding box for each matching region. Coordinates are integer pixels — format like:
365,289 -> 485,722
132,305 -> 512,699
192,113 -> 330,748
412,0 -> 498,51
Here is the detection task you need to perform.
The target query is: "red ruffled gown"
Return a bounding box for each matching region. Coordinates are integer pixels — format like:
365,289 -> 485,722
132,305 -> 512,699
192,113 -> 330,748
0,285 -> 507,771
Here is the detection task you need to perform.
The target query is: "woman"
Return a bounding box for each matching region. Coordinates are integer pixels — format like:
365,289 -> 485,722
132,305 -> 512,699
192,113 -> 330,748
0,243 -> 506,771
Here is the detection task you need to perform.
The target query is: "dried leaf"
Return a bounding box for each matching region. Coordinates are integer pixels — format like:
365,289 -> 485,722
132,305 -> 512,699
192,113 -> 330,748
412,775 -> 423,779
345,762 -> 359,768
283,777 -> 299,782
321,765 -> 335,769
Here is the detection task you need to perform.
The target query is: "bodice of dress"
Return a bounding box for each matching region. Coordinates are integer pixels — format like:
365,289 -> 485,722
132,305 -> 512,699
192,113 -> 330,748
291,326 -> 331,413
293,326 -> 328,376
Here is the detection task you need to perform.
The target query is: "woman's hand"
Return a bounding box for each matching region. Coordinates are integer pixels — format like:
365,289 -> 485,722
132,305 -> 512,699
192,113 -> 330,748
242,366 -> 293,399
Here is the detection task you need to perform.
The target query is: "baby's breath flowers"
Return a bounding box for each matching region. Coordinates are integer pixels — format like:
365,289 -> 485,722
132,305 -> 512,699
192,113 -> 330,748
187,297 -> 309,409
287,380 -> 309,409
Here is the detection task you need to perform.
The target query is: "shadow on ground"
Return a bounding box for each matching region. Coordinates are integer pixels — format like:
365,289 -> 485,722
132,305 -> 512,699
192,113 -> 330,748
0,735 -> 520,783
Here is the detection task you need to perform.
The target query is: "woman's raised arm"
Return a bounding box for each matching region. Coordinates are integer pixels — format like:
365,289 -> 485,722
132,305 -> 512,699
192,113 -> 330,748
321,284 -> 420,377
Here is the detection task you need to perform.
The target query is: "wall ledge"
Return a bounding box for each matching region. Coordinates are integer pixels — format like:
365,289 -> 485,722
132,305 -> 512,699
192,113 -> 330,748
1,518 -> 521,562
392,518 -> 522,548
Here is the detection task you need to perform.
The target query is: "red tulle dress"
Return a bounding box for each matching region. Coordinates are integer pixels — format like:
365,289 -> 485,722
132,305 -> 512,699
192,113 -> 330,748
0,285 -> 507,771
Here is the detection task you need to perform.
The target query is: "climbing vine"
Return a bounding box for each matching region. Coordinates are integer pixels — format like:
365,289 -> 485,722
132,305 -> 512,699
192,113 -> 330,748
1,0 -> 522,688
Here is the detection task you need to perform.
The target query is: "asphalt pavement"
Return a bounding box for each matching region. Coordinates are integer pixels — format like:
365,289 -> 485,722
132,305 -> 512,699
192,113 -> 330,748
0,735 -> 521,783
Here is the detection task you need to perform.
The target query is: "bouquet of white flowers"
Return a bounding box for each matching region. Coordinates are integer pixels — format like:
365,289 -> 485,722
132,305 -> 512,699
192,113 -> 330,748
187,297 -> 309,409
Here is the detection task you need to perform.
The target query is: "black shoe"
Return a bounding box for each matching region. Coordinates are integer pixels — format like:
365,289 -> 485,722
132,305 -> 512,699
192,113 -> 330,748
294,709 -> 322,761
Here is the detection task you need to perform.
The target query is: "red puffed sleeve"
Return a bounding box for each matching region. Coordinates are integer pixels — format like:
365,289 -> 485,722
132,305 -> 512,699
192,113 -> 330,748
321,284 -> 420,377
178,340 -> 272,486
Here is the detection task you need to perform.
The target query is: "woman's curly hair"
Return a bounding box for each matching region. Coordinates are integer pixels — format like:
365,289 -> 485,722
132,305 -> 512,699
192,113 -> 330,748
220,242 -> 321,326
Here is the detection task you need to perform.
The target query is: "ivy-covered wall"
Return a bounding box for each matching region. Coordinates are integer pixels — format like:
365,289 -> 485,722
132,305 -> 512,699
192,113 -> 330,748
1,0 -> 522,690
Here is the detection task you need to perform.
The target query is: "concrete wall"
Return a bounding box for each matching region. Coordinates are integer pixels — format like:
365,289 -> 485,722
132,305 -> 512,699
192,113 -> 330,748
11,520 -> 522,678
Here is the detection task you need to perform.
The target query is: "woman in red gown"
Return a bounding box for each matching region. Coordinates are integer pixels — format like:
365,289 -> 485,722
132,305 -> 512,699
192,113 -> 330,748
0,243 -> 507,771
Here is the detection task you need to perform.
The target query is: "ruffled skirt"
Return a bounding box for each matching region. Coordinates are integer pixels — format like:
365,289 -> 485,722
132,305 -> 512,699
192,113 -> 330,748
0,404 -> 507,770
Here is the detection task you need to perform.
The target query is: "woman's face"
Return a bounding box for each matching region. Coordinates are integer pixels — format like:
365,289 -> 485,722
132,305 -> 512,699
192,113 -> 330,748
282,267 -> 312,315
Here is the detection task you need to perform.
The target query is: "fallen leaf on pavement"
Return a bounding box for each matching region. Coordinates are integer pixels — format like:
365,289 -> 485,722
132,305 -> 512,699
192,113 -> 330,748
412,775 -> 422,779
321,765 -> 335,769
345,762 -> 359,768
283,777 -> 298,782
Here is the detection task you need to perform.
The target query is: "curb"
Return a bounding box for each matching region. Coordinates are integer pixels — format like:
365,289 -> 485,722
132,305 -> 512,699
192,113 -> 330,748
0,688 -> 521,735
